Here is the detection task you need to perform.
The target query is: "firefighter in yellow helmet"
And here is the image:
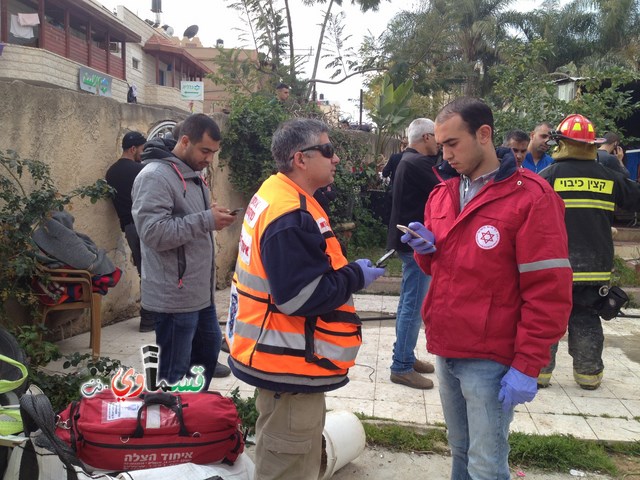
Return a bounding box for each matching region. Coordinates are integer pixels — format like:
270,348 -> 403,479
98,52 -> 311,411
538,114 -> 640,390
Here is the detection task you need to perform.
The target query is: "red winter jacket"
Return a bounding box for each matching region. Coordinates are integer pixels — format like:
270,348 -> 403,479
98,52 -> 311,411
415,156 -> 573,377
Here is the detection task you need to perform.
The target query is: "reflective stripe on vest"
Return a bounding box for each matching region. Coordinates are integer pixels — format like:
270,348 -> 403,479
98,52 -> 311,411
235,263 -> 355,310
228,173 -> 361,385
234,320 -> 360,362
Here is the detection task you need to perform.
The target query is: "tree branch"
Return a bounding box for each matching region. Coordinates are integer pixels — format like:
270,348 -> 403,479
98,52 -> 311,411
302,66 -> 388,85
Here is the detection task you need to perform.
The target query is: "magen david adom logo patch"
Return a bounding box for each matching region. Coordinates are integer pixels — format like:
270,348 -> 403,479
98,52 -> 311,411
475,225 -> 500,250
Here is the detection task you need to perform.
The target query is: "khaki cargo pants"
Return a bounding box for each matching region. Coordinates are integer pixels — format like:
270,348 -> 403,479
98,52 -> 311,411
254,389 -> 326,479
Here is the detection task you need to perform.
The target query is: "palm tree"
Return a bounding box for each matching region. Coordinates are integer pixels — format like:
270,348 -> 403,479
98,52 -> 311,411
438,0 -> 516,95
502,1 -> 598,72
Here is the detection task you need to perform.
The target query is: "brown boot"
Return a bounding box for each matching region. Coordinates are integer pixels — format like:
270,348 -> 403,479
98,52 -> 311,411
390,370 -> 434,389
413,359 -> 435,374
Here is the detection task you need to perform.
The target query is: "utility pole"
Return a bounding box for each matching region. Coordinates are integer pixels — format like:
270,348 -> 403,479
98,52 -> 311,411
359,89 -> 363,127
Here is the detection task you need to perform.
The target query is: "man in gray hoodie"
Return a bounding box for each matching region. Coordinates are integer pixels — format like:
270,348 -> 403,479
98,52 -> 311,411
132,114 -> 237,390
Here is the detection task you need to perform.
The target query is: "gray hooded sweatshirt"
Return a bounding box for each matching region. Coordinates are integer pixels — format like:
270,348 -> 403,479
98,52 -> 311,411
132,143 -> 216,313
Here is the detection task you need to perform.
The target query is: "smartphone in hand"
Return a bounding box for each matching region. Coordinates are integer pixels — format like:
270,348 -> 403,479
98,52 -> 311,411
230,208 -> 244,216
375,249 -> 395,268
396,224 -> 428,242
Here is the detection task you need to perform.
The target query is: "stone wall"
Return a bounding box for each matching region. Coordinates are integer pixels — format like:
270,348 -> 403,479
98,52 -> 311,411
0,78 -> 388,336
0,79 -> 233,333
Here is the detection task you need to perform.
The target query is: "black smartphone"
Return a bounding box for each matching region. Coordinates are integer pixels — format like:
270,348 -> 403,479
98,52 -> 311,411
375,249 -> 396,268
230,208 -> 244,216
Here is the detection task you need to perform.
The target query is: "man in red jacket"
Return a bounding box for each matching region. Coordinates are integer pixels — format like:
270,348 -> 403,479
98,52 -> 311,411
402,97 -> 573,480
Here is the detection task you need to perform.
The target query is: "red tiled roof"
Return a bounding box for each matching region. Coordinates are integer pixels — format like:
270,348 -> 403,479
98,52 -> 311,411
145,34 -> 178,48
143,35 -> 212,74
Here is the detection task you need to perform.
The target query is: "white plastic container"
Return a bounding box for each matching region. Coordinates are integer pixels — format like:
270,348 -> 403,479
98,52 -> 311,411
318,410 -> 366,479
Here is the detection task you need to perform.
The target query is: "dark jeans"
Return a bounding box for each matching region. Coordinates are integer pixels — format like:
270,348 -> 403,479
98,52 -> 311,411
391,251 -> 431,374
124,223 -> 154,328
124,222 -> 142,276
154,304 -> 222,391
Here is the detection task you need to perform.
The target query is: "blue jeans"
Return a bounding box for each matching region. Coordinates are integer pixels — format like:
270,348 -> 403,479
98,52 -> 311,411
155,304 -> 221,391
436,357 -> 513,480
391,251 -> 431,374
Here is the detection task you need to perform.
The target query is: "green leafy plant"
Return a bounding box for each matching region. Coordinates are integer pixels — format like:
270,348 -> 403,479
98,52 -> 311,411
328,129 -> 373,223
220,94 -> 289,198
12,323 -> 61,367
611,255 -> 640,288
31,352 -> 126,413
229,386 -> 259,437
12,324 -> 125,412
0,150 -> 113,322
220,92 -> 384,250
489,39 -> 640,142
326,128 -> 387,249
368,75 -> 415,157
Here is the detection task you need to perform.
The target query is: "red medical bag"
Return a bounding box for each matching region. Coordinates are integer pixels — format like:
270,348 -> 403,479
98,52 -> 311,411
56,390 -> 244,471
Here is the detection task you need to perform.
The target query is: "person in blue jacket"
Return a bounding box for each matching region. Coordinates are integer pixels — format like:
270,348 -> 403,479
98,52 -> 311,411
523,122 -> 554,173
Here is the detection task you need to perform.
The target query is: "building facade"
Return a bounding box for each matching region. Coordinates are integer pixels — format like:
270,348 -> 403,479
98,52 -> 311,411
0,0 -> 210,113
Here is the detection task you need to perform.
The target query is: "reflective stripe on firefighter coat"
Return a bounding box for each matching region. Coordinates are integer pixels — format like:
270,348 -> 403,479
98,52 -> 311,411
540,160 -> 640,285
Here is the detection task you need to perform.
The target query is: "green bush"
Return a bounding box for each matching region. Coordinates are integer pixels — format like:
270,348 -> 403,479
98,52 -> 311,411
220,94 -> 382,250
327,128 -> 385,249
220,95 -> 289,198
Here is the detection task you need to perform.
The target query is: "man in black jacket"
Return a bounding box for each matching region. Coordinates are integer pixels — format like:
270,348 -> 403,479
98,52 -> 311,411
386,118 -> 440,389
106,131 -> 155,332
382,136 -> 408,188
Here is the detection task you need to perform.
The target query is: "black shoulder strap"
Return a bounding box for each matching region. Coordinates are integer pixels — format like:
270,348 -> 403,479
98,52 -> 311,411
19,394 -> 80,480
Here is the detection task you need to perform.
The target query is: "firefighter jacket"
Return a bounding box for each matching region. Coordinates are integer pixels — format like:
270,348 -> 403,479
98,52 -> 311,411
227,173 -> 364,393
414,155 -> 573,377
540,159 -> 640,285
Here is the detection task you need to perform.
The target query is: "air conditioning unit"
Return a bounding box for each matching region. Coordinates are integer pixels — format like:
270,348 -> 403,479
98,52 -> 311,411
109,42 -> 120,53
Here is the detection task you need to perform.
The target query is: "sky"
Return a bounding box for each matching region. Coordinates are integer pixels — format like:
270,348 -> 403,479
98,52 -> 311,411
97,0 -> 541,121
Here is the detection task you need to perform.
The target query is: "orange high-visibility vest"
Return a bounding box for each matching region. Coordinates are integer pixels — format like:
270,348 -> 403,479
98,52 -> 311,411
227,174 -> 361,389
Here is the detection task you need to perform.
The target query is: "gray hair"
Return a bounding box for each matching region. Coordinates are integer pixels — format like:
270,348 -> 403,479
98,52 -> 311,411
407,118 -> 435,144
271,118 -> 329,173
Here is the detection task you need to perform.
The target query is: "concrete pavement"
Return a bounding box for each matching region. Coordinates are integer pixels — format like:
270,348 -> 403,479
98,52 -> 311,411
51,287 -> 640,443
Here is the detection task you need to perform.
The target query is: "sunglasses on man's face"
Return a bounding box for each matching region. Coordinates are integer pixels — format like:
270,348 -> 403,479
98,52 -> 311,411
297,143 -> 335,159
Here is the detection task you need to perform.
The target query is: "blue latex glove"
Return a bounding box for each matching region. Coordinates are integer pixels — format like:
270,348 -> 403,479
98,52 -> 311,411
400,222 -> 436,255
498,367 -> 538,412
355,259 -> 385,289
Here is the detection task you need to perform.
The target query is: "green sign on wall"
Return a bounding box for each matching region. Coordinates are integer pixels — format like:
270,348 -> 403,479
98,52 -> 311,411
181,81 -> 204,100
79,66 -> 112,97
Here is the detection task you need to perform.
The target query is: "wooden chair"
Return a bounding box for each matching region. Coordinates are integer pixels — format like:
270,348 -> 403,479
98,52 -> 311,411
37,267 -> 102,358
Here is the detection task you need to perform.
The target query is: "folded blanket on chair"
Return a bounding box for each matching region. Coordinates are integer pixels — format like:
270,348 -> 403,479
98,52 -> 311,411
32,211 -> 116,275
